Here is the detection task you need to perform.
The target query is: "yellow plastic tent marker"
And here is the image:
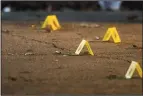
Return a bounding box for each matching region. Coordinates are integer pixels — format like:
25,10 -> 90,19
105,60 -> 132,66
136,63 -> 142,78
41,15 -> 61,31
125,61 -> 137,79
85,41 -> 94,56
102,27 -> 121,43
75,39 -> 86,55
125,61 -> 142,79
75,39 -> 94,56
111,27 -> 121,43
102,28 -> 113,41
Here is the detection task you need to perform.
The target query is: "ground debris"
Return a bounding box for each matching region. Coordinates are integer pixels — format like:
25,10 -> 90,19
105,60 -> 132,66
8,76 -> 17,81
106,74 -> 117,80
2,29 -> 10,34
55,59 -> 58,62
95,36 -> 100,40
80,23 -> 100,28
132,44 -> 142,49
25,49 -> 34,55
55,50 -> 62,54
19,76 -> 33,82
25,52 -> 34,55
44,24 -> 52,33
63,55 -> 68,56
132,44 -> 138,48
7,53 -> 14,55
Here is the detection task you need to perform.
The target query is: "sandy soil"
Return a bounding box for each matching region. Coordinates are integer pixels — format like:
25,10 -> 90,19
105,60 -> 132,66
1,21 -> 142,95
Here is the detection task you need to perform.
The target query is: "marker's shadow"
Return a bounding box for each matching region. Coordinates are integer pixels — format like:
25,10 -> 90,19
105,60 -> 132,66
53,51 -> 93,56
106,75 -> 141,80
74,51 -> 92,56
131,77 -> 142,79
89,40 -> 119,44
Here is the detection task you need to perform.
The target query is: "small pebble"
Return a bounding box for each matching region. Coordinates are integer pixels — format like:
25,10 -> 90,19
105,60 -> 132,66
31,24 -> 36,28
45,25 -> 52,32
63,55 -> 67,57
95,24 -> 100,27
132,44 -> 137,48
2,29 -> 10,33
55,59 -> 58,62
8,53 -> 14,55
55,51 -> 61,54
95,36 -> 100,40
80,23 -> 89,27
8,76 -> 17,81
25,52 -> 34,55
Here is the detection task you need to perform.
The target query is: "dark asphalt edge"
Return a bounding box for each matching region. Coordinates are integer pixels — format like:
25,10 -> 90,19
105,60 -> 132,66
1,11 -> 142,23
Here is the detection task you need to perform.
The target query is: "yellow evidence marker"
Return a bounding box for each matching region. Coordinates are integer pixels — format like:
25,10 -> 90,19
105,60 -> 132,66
102,27 -> 121,43
125,61 -> 142,79
75,39 -> 94,56
41,15 -> 61,31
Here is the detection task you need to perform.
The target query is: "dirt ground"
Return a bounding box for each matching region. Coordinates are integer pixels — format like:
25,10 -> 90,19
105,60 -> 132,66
1,21 -> 142,95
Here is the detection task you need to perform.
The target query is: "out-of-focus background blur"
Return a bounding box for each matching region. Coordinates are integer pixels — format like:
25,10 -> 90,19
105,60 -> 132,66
1,1 -> 142,22
1,1 -> 143,12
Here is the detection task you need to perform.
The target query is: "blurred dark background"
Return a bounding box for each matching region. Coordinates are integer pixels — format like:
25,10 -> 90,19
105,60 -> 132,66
1,1 -> 143,12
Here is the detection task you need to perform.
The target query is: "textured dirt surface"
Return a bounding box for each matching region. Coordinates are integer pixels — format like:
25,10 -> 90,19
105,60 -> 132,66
1,21 -> 142,95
